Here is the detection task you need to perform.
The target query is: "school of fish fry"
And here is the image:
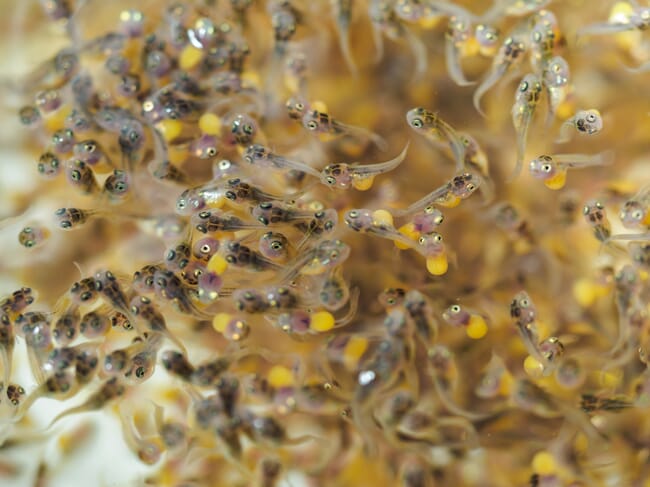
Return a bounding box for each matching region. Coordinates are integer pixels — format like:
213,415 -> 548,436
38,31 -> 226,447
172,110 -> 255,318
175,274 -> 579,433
0,0 -> 650,485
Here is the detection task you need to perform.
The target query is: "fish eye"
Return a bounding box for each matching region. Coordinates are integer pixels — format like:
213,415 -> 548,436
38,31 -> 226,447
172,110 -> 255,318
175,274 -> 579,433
411,118 -> 423,128
201,244 -> 211,253
307,120 -> 318,130
586,114 -> 596,123
520,81 -> 529,91
135,367 -> 146,378
633,210 -> 644,221
243,124 -> 253,135
348,210 -> 358,218
295,103 -> 304,110
71,170 -> 81,181
542,164 -> 552,172
520,298 -> 529,307
326,176 -> 336,185
207,147 -> 217,156
85,142 -> 96,152
466,183 -> 476,191
450,304 -> 461,313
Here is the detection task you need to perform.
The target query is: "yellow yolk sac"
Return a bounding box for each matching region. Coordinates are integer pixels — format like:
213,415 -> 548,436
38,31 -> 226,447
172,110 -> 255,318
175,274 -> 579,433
199,113 -> 223,136
466,314 -> 488,339
309,310 -> 336,332
207,254 -> 229,275
426,253 -> 448,275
